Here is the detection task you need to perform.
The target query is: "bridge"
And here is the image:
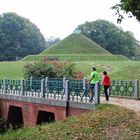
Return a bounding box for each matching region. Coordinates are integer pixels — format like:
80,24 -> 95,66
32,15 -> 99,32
0,78 -> 139,128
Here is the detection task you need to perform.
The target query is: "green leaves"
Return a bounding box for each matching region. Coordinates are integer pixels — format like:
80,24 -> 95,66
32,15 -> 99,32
111,0 -> 140,22
0,12 -> 46,61
23,61 -> 83,79
76,20 -> 139,59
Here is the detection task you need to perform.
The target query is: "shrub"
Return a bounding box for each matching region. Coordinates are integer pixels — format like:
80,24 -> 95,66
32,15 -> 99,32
24,61 -> 84,79
73,71 -> 84,80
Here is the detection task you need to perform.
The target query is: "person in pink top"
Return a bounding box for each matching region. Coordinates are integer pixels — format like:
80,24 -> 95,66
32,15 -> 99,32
102,71 -> 111,101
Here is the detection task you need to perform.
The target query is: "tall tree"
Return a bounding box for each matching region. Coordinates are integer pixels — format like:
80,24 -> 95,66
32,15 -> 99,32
111,0 -> 140,23
75,19 -> 138,58
0,12 -> 46,61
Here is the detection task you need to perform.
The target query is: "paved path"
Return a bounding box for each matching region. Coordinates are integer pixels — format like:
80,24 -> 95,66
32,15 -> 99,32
100,96 -> 140,116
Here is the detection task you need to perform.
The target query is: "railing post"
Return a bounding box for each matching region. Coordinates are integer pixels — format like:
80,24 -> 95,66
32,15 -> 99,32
63,77 -> 66,94
94,81 -> 100,104
65,80 -> 69,101
41,79 -> 45,98
134,79 -> 139,99
3,78 -> 7,94
63,77 -> 66,90
83,78 -> 86,90
20,79 -> 24,96
30,76 -> 32,87
45,77 -> 48,87
65,80 -> 69,117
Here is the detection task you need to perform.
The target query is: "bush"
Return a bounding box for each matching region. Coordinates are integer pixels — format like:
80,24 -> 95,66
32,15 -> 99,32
24,60 -> 84,79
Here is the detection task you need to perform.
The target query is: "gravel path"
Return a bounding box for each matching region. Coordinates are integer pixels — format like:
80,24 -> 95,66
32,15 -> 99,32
100,96 -> 140,116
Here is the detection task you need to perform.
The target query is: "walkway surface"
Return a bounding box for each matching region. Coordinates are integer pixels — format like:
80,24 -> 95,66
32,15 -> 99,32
100,96 -> 140,116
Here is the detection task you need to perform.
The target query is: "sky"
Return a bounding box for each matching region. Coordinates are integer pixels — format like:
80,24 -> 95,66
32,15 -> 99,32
0,0 -> 140,41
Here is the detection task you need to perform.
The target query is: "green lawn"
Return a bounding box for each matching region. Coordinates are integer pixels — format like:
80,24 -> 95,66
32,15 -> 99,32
75,60 -> 140,80
0,61 -> 28,80
0,60 -> 139,81
22,54 -> 128,61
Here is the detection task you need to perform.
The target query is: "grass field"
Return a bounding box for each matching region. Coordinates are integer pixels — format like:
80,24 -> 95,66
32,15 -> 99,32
0,60 -> 139,82
75,60 -> 140,80
22,54 -> 128,61
0,61 -> 32,80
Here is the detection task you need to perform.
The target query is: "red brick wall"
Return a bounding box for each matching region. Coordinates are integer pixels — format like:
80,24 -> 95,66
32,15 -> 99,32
67,107 -> 90,116
0,99 -> 66,127
0,99 -> 91,127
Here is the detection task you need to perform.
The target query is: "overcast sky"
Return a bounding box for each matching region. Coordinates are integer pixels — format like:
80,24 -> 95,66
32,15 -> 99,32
0,0 -> 140,41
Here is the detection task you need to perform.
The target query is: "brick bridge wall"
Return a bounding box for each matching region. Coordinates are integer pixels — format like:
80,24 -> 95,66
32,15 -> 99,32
0,94 -> 95,127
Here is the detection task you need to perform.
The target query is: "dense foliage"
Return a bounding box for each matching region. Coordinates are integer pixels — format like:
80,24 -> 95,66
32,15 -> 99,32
24,59 -> 84,79
0,12 -> 46,61
75,20 -> 140,59
111,0 -> 140,23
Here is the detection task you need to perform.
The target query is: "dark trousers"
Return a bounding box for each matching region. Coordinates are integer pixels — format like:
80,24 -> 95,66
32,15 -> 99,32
104,86 -> 110,101
90,84 -> 95,101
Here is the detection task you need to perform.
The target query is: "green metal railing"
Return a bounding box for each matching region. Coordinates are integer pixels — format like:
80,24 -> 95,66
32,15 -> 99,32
99,80 -> 139,98
0,78 -> 139,104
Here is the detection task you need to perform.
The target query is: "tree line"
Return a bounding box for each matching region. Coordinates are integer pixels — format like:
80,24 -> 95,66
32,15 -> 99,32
0,12 -> 46,61
0,8 -> 140,61
75,19 -> 140,59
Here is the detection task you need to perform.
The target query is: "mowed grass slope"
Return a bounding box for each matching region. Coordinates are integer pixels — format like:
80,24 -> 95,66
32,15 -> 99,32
22,54 -> 128,61
22,33 -> 128,61
41,33 -> 111,54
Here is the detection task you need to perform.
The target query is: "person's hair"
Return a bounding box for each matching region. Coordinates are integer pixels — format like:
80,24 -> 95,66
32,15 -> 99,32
92,67 -> 96,71
103,71 -> 107,75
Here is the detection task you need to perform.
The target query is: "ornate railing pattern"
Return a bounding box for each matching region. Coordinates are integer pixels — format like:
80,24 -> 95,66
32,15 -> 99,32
23,80 -> 41,97
6,79 -> 21,95
0,78 -> 139,104
0,79 -> 4,93
99,80 -> 139,98
44,78 -> 65,100
110,80 -> 135,97
0,78 -> 96,103
68,79 -> 91,102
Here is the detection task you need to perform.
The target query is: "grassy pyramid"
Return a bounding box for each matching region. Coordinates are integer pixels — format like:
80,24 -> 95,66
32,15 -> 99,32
23,33 -> 128,61
40,33 -> 111,55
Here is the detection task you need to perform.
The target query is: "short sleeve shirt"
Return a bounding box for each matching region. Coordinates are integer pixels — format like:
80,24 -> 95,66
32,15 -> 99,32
90,71 -> 99,84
